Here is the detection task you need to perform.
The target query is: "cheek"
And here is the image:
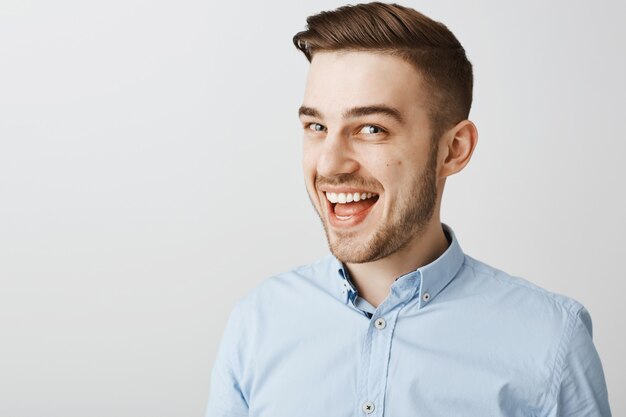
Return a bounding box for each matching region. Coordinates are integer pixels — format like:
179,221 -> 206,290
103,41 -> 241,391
383,158 -> 403,169
378,155 -> 415,194
374,152 -> 404,178
302,141 -> 321,185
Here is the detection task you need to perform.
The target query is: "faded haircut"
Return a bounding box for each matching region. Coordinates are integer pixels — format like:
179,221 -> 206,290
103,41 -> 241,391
293,2 -> 473,139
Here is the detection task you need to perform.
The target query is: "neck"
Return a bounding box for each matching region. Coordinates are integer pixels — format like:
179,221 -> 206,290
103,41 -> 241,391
344,219 -> 449,308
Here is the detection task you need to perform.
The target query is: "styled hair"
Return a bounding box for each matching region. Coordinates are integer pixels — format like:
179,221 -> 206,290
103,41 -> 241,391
293,2 -> 473,138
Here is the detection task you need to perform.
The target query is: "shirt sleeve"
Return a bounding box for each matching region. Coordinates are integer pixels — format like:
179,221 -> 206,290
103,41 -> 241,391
205,302 -> 249,417
548,306 -> 612,417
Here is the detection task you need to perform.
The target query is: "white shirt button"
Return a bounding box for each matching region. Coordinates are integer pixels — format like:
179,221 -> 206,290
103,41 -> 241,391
374,318 -> 386,329
362,401 -> 375,414
422,292 -> 431,302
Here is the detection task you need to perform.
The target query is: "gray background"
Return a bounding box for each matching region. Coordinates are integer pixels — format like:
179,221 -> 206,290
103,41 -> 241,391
1,0 -> 624,416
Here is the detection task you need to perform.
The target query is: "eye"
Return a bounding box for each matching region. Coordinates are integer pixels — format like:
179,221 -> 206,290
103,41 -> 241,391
306,122 -> 326,132
359,124 -> 386,135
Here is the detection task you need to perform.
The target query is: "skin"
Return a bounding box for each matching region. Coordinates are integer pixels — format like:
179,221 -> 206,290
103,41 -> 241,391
300,51 -> 478,307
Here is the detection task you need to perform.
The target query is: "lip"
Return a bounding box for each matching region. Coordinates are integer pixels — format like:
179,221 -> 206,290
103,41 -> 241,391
322,190 -> 380,229
319,186 -> 378,195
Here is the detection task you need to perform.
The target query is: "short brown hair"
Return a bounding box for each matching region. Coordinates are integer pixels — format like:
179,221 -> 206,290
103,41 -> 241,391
293,2 -> 473,139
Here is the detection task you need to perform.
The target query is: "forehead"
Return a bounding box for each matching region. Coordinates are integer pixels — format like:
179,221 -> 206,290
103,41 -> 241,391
303,51 -> 426,117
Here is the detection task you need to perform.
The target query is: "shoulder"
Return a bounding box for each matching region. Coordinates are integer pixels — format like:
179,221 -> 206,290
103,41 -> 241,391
460,254 -> 586,321
455,255 -> 608,411
451,254 -> 592,361
231,254 -> 339,317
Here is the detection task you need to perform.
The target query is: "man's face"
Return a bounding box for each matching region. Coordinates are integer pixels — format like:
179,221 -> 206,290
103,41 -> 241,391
300,51 -> 440,264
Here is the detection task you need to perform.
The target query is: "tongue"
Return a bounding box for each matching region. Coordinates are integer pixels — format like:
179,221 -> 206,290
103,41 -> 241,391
334,199 -> 377,217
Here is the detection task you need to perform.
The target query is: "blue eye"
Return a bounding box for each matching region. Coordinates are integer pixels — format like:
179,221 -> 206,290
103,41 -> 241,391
307,123 -> 326,132
359,125 -> 385,134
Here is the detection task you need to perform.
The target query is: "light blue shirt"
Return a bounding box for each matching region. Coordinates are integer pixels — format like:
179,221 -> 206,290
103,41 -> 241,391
206,224 -> 611,416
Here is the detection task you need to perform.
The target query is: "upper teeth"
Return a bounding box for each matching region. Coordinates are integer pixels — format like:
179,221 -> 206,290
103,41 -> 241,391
325,192 -> 378,204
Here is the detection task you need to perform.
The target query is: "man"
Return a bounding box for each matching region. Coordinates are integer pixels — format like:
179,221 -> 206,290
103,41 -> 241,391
207,3 -> 611,416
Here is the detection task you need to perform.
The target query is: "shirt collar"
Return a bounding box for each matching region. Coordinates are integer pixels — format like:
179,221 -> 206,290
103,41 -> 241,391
416,224 -> 465,308
331,223 -> 465,309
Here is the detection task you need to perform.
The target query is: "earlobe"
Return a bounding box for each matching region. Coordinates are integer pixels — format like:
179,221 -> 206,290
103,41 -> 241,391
440,120 -> 478,178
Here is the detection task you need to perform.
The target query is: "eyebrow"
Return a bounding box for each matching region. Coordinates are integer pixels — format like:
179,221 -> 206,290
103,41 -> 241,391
298,105 -> 322,119
298,105 -> 404,124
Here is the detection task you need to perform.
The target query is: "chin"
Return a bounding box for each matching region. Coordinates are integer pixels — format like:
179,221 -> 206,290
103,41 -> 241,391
328,236 -> 380,264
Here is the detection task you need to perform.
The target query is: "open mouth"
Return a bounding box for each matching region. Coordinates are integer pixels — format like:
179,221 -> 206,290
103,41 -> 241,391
324,191 -> 380,227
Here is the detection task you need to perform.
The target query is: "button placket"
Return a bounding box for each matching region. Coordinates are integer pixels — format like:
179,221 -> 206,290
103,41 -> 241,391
362,401 -> 375,414
356,273 -> 417,417
360,306 -> 402,417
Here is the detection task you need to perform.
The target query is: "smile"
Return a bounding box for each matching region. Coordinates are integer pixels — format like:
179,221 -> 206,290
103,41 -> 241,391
325,191 -> 378,204
322,190 -> 380,227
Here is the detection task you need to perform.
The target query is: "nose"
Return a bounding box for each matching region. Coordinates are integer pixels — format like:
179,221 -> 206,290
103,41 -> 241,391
316,131 -> 360,177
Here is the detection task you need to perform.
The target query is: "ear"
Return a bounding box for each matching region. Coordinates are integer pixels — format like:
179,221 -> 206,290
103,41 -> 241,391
438,120 -> 478,178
